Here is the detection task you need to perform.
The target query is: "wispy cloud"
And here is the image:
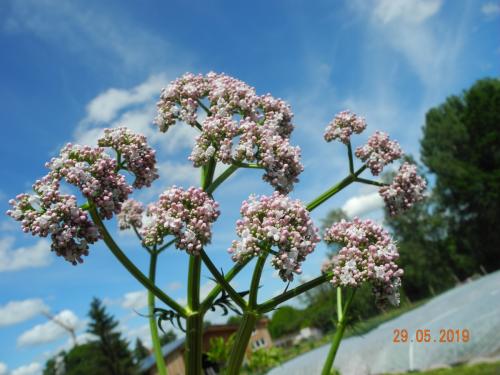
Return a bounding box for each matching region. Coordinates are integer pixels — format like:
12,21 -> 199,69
0,362 -> 7,375
3,0 -> 188,72
17,310 -> 80,347
0,237 -> 52,272
0,299 -> 49,327
10,362 -> 41,375
481,2 -> 500,17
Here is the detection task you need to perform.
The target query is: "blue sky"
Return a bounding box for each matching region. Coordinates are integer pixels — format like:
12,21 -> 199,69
0,0 -> 498,373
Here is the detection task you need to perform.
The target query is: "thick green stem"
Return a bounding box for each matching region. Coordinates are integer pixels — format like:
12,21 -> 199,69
200,250 -> 247,309
205,164 -> 239,194
306,166 -> 367,212
321,289 -> 356,375
148,252 -> 168,375
225,311 -> 258,374
185,255 -> 202,375
201,158 -> 217,191
249,254 -> 267,307
257,272 -> 333,313
200,258 -> 251,313
88,204 -> 187,318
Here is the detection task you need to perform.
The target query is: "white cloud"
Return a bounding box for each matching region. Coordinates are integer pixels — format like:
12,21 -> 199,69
83,73 -> 168,124
73,74 -> 198,159
0,362 -> 7,375
373,0 -> 442,24
167,281 -> 182,292
121,280 -> 183,311
11,362 -> 41,375
0,237 -> 52,272
121,290 -> 148,310
3,0 -> 183,71
0,299 -> 49,327
481,2 -> 500,16
17,310 -> 79,347
342,192 -> 384,218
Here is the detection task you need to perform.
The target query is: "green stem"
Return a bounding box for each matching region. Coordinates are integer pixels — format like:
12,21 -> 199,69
157,238 -> 176,254
185,255 -> 202,375
201,158 -> 217,191
148,252 -> 168,375
356,177 -> 386,187
225,311 -> 258,374
197,99 -> 212,116
249,254 -> 267,307
200,250 -> 247,309
257,272 -> 333,313
205,164 -> 239,194
306,165 -> 367,212
347,142 -> 354,174
88,204 -> 187,318
336,287 -> 343,321
132,226 -> 151,254
321,289 -> 356,375
200,258 -> 251,313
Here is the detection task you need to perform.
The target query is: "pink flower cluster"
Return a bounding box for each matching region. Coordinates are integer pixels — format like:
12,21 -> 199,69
141,186 -> 220,255
380,163 -> 427,216
97,127 -> 159,188
117,199 -> 144,230
323,218 -> 403,306
6,127 -> 158,264
324,110 -> 367,144
47,144 -> 132,219
155,72 -> 302,193
355,131 -> 403,175
229,193 -> 320,282
7,177 -> 99,265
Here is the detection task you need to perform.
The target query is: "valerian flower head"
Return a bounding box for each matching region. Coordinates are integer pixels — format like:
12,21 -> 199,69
229,192 -> 320,282
155,72 -> 302,193
7,176 -> 99,265
379,162 -> 427,216
324,110 -> 367,144
323,218 -> 403,306
141,186 -> 220,255
46,144 -> 132,219
355,131 -> 403,176
117,199 -> 144,230
97,127 -> 159,189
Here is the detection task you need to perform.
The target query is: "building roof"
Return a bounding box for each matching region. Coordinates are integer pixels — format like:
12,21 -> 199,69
139,337 -> 185,372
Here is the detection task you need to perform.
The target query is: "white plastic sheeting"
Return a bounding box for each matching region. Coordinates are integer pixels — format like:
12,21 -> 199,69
268,270 -> 500,375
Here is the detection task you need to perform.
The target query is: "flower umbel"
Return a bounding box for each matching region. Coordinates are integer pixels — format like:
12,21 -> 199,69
97,127 -> 159,189
117,199 -> 145,230
155,72 -> 303,193
46,144 -> 132,219
355,131 -> 403,175
323,218 -> 403,306
7,176 -> 99,265
324,110 -> 367,144
380,162 -> 427,216
141,186 -> 220,255
229,192 -> 320,281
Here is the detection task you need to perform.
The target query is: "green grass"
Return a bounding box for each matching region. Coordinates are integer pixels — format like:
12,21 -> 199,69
387,361 -> 500,375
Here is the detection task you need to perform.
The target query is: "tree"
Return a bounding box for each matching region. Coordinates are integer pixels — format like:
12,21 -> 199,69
159,329 -> 177,346
133,338 -> 150,364
268,306 -> 303,338
87,297 -> 136,375
421,78 -> 500,274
